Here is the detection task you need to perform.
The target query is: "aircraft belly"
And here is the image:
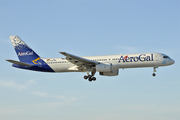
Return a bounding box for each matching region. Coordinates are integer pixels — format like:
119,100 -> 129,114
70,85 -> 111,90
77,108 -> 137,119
48,64 -> 71,72
117,61 -> 156,68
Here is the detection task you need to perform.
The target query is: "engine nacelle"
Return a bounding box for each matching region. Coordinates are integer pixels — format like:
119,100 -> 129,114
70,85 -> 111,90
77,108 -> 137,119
96,63 -> 112,72
99,69 -> 119,76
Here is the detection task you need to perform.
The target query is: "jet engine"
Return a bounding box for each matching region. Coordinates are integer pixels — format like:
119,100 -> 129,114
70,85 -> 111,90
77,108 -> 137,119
99,69 -> 119,76
96,63 -> 112,72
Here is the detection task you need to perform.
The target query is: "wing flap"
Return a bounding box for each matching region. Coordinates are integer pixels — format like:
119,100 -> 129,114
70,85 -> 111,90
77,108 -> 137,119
6,60 -> 33,67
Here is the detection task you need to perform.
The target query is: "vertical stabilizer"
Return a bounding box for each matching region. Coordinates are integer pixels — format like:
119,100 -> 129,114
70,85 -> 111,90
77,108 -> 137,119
9,36 -> 40,62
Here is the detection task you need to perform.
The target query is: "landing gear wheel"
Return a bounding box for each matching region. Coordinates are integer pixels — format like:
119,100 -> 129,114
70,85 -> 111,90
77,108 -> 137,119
88,75 -> 91,78
152,73 -> 156,76
92,77 -> 96,81
88,77 -> 93,82
84,75 -> 88,79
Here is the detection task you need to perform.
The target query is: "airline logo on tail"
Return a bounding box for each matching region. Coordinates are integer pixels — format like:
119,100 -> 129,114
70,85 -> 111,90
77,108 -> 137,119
9,36 -> 40,62
10,36 -> 29,50
32,57 -> 41,64
18,51 -> 33,56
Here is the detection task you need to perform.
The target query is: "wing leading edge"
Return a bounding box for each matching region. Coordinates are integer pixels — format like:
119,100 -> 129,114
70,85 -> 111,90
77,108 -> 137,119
59,52 -> 99,66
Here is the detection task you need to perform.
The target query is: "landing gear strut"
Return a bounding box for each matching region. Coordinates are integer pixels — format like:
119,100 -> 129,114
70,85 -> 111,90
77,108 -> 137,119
152,67 -> 158,77
84,68 -> 96,82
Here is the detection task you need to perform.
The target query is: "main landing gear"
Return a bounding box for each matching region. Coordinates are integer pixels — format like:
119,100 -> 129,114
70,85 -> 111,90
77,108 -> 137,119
84,68 -> 96,82
152,67 -> 158,77
84,75 -> 96,82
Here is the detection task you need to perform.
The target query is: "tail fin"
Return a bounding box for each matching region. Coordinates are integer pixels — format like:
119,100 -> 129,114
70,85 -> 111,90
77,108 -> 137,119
9,36 -> 40,62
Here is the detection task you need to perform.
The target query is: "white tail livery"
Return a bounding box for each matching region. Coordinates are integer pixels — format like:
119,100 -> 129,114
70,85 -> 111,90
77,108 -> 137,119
7,36 -> 175,82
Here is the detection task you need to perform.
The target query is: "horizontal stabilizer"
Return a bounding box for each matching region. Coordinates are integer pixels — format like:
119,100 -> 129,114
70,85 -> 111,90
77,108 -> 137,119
6,60 -> 33,67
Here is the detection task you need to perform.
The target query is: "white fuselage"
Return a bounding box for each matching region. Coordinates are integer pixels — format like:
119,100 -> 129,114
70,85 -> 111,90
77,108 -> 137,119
42,53 -> 174,73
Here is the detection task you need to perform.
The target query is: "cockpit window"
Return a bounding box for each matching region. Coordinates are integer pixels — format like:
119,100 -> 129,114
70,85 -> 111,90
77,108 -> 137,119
163,56 -> 169,58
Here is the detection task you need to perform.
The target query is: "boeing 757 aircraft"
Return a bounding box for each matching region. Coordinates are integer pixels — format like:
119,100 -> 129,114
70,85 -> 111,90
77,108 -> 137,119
6,36 -> 175,82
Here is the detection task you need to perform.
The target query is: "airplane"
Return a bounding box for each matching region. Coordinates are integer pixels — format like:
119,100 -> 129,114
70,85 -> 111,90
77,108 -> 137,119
6,36 -> 175,82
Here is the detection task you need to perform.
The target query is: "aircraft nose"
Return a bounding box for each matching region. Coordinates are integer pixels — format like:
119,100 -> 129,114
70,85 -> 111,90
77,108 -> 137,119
170,59 -> 175,65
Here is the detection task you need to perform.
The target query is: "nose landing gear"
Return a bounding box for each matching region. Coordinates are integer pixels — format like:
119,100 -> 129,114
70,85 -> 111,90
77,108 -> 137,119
152,67 -> 158,77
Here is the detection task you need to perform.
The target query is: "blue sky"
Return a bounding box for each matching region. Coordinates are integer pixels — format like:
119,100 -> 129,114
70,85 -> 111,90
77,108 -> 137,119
0,0 -> 180,120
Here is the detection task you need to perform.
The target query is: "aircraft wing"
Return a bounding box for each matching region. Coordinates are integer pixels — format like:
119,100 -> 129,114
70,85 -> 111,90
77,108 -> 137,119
59,52 -> 99,66
6,60 -> 33,67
